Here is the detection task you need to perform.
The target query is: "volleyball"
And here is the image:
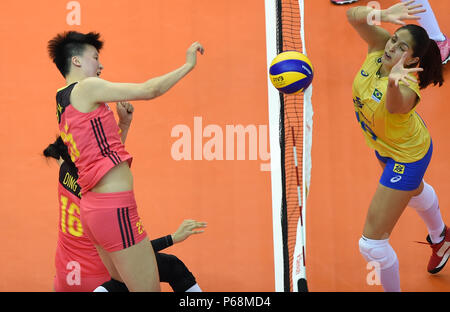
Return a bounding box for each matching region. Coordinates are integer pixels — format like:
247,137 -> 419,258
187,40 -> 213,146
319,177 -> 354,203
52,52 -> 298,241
269,51 -> 314,94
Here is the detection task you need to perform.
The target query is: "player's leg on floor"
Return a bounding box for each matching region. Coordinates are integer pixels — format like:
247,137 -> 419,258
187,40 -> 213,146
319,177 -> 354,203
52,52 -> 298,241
360,184 -> 418,291
408,181 -> 445,244
408,181 -> 449,273
108,239 -> 160,292
359,236 -> 400,291
425,226 -> 450,274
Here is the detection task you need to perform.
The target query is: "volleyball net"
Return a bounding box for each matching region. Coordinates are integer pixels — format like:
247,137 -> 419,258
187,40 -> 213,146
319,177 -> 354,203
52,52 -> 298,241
265,0 -> 313,292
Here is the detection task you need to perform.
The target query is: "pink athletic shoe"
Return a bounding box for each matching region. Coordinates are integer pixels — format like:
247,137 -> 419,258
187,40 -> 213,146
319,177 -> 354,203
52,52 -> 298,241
330,0 -> 359,4
435,36 -> 449,64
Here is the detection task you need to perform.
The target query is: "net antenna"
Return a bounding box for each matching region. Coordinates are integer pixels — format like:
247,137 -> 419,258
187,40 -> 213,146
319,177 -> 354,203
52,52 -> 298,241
265,0 -> 313,292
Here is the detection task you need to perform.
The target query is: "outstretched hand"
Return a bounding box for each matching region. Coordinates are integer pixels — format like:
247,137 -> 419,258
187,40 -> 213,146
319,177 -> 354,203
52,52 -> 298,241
389,52 -> 423,87
383,0 -> 426,25
186,41 -> 205,69
172,219 -> 207,244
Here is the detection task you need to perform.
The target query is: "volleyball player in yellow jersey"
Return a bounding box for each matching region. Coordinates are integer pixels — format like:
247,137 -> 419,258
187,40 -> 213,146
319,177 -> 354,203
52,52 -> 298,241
347,1 -> 448,291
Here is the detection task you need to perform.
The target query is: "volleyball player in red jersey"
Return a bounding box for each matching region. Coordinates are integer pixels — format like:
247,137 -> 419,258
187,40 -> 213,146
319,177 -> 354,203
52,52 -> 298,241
44,135 -> 206,292
48,31 -> 204,291
44,101 -> 206,292
48,147 -> 109,291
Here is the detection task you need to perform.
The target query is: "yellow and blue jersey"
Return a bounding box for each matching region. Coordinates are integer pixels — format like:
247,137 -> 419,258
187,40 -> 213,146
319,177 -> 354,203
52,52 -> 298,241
352,50 -> 431,163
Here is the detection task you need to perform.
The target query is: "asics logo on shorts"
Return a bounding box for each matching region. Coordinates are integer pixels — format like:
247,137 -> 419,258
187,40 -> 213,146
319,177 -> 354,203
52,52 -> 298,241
390,175 -> 402,183
117,207 -> 135,249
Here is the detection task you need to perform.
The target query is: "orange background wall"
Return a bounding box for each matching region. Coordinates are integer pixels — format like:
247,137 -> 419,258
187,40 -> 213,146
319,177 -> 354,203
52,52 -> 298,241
0,0 -> 273,291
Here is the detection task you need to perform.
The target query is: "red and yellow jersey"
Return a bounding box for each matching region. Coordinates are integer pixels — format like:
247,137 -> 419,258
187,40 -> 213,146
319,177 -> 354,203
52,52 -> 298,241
55,162 -> 108,277
352,50 -> 431,162
56,83 -> 132,194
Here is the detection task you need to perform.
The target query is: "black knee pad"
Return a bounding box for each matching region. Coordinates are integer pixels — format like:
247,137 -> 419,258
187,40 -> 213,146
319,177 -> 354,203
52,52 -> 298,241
156,252 -> 197,292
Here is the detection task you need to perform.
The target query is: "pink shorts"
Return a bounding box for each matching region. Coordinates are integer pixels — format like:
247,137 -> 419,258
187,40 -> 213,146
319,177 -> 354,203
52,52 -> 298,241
54,271 -> 110,292
80,190 -> 148,252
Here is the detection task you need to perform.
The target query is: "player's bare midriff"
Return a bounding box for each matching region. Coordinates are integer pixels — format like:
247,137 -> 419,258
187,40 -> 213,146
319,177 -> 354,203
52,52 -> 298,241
91,161 -> 133,193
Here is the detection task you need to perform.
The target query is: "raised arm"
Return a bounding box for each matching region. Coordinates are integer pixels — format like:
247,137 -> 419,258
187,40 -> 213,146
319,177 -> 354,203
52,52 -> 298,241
346,1 -> 425,53
386,52 -> 423,114
71,42 -> 204,112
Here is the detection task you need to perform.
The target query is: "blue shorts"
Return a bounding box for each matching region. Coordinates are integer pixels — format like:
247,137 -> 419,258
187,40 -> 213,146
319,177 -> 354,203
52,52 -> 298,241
375,141 -> 433,191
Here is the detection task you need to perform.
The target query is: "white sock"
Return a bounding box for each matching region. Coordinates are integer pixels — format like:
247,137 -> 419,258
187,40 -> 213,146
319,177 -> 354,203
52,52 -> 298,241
380,257 -> 401,292
401,0 -> 445,41
93,286 -> 108,292
185,283 -> 202,292
408,182 -> 445,244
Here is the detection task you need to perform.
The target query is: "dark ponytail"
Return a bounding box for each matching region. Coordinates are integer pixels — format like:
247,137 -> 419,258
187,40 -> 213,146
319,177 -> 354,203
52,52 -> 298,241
417,39 -> 444,89
43,136 -> 75,167
399,24 -> 444,90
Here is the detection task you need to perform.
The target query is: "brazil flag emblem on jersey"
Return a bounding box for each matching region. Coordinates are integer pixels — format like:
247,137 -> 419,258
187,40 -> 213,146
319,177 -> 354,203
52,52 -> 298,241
371,88 -> 383,103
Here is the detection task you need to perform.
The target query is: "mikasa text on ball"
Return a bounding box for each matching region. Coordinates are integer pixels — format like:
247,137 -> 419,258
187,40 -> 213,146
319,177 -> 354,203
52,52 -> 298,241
269,51 -> 314,94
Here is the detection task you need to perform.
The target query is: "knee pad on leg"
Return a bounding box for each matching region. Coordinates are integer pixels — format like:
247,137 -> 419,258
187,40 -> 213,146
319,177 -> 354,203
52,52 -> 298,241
169,256 -> 197,292
157,253 -> 197,292
408,181 -> 437,212
358,237 -> 397,270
